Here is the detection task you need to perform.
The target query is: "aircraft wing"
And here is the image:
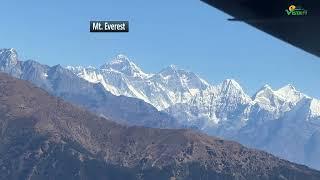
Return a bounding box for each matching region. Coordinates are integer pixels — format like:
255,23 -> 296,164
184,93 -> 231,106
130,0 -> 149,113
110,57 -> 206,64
201,0 -> 320,57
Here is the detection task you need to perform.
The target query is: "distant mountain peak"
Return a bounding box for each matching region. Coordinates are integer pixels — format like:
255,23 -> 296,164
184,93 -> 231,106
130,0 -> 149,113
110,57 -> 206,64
253,84 -> 274,98
159,64 -> 179,74
101,54 -> 149,78
277,84 -> 297,93
310,99 -> 320,118
159,65 -> 198,79
0,48 -> 19,67
222,79 -> 240,87
262,84 -> 272,89
157,65 -> 209,91
275,84 -> 306,103
0,48 -> 17,54
110,54 -> 131,65
220,79 -> 244,94
168,64 -> 177,70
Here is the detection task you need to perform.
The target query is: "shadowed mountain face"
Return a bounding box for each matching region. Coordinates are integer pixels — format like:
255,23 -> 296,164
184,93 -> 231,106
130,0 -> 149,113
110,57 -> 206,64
1,73 -> 320,179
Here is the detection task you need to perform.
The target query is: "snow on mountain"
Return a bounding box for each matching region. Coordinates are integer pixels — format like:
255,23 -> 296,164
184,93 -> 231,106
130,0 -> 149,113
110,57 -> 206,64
0,48 -> 22,76
68,54 -> 320,169
310,99 -> 320,118
164,79 -> 253,133
67,55 -> 210,110
252,85 -> 279,110
275,84 -> 306,103
0,48 -> 18,67
66,55 -> 320,128
65,65 -> 121,95
251,84 -> 308,118
101,54 -> 151,79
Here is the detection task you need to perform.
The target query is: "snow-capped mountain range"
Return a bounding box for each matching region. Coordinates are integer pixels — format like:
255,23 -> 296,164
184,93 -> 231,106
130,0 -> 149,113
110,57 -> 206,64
1,48 -> 320,170
66,54 -> 320,169
66,55 -> 210,110
66,54 -> 320,125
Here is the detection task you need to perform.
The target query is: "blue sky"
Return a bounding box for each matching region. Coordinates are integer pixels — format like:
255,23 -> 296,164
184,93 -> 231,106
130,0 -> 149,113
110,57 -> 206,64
0,0 -> 319,98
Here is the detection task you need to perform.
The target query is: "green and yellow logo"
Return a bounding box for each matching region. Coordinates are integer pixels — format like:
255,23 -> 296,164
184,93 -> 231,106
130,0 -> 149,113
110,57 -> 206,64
285,5 -> 308,16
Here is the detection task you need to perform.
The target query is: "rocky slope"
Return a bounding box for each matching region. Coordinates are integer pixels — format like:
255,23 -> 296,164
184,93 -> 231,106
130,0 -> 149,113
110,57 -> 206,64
1,72 -> 320,180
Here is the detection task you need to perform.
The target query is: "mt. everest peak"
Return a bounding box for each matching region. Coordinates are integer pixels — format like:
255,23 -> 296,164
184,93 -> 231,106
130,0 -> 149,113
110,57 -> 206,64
100,54 -> 150,79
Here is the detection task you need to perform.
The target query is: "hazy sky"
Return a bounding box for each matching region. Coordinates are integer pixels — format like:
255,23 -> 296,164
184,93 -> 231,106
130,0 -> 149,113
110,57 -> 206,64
0,0 -> 319,98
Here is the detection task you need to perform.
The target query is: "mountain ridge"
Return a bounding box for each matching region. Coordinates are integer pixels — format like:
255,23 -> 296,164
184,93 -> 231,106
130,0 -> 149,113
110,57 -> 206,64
0,48 -> 181,129
65,53 -> 320,170
66,54 -> 319,112
2,48 -> 320,170
1,72 -> 320,180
